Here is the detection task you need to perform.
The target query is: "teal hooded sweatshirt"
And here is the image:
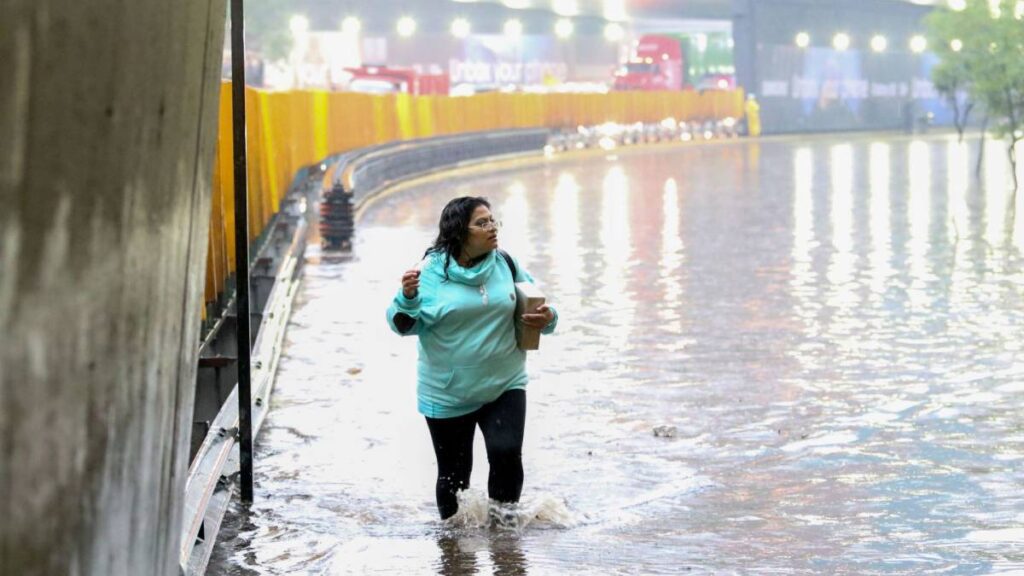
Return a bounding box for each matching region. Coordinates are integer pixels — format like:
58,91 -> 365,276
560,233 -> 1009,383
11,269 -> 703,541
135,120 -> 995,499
386,249 -> 558,419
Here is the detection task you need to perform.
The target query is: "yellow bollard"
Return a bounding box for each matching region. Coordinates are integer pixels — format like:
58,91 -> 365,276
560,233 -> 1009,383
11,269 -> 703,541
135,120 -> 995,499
744,94 -> 762,137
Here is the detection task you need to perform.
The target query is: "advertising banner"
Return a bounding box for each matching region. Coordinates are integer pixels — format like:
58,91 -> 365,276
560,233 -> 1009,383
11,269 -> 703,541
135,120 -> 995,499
449,35 -> 568,86
757,45 -> 952,133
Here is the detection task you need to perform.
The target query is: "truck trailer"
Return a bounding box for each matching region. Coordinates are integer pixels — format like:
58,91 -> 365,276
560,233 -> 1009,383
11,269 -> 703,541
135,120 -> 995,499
613,33 -> 735,92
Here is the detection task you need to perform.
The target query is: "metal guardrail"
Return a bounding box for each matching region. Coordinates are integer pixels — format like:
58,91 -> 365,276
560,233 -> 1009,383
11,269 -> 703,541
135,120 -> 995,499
180,181 -> 315,576
319,129 -> 550,250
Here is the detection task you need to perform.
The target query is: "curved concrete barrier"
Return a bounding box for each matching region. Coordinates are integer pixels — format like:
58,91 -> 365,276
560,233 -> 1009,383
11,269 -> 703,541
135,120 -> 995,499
318,129 -> 550,250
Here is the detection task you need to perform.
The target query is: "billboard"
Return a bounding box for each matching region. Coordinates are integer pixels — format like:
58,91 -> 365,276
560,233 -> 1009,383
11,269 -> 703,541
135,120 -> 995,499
733,0 -> 953,133
449,35 -> 569,86
756,45 -> 952,132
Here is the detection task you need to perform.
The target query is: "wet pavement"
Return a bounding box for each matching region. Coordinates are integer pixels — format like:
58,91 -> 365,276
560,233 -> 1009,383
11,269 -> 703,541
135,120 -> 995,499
210,133 -> 1024,575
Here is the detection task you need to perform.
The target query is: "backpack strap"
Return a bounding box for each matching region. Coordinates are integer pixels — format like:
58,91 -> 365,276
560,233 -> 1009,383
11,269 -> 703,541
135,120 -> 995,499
498,249 -> 517,282
498,250 -> 520,330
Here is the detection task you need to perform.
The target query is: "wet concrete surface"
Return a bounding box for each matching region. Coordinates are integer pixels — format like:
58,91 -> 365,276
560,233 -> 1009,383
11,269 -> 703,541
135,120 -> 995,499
210,134 -> 1024,575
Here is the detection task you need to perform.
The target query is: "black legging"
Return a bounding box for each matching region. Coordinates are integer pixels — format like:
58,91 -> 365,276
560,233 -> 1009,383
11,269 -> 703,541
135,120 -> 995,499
425,389 -> 526,519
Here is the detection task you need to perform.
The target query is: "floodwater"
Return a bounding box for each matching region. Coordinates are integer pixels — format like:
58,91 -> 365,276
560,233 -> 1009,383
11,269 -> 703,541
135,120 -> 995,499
210,133 -> 1024,575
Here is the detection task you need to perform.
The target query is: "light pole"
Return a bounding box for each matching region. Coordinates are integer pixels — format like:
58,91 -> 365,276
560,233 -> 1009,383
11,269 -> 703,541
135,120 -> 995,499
230,0 -> 255,505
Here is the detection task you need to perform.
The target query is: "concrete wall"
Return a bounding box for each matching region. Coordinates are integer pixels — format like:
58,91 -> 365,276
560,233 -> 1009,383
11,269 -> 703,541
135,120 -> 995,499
0,1 -> 226,574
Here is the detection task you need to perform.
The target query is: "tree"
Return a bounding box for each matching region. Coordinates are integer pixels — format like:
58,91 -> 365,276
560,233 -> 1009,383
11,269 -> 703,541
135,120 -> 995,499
927,8 -> 978,143
932,59 -> 975,143
927,1 -> 1024,191
975,11 -> 1024,192
245,0 -> 296,62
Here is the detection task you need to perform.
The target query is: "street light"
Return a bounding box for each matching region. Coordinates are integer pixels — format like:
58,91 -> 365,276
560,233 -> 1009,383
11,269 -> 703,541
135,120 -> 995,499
795,32 -> 810,49
290,15 -> 310,37
603,0 -> 628,21
871,34 -> 888,52
397,16 -> 417,38
604,22 -> 625,42
341,16 -> 361,35
910,35 -> 927,53
989,0 -> 1002,18
833,32 -> 851,51
504,18 -> 523,38
555,18 -> 575,39
948,0 -> 967,10
554,0 -> 579,16
451,18 -> 471,38
951,38 -> 963,52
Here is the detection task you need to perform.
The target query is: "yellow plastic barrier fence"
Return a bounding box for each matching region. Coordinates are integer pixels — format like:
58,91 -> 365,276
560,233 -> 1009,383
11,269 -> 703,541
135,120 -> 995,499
203,84 -> 745,316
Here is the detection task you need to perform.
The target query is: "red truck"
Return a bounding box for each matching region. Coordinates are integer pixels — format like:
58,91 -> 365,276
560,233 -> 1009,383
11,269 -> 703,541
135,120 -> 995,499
613,34 -> 735,92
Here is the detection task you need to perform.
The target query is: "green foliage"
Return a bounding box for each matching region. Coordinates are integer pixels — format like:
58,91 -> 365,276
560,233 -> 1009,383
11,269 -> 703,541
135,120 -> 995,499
928,2 -> 1024,135
245,0 -> 297,62
927,3 -> 977,100
928,1 -> 1024,187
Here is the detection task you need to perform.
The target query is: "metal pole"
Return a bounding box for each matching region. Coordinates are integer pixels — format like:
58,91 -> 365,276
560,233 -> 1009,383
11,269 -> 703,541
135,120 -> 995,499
230,0 -> 255,504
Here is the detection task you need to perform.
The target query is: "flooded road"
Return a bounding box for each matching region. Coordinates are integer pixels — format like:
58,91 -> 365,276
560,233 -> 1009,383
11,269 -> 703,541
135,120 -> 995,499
211,134 -> 1024,575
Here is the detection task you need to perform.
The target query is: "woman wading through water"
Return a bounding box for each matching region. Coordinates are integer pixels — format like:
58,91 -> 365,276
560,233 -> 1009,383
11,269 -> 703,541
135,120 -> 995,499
386,196 -> 558,521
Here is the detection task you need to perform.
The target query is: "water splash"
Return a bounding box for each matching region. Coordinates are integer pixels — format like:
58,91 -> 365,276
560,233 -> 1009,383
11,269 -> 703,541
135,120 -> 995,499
444,489 -> 582,532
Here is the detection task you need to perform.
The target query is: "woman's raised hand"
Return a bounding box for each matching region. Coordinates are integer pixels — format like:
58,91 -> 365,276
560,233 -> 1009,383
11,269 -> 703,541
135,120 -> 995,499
401,269 -> 421,299
521,304 -> 554,329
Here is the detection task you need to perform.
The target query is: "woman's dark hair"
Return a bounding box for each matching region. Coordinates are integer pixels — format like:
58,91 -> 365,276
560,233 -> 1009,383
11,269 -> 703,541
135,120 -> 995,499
425,196 -> 491,280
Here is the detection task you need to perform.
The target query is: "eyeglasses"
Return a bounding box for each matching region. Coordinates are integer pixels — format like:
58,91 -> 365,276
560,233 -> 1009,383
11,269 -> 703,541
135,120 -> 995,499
469,218 -> 502,232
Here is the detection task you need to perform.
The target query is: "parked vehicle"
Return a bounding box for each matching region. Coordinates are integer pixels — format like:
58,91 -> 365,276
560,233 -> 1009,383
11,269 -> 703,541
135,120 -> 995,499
613,33 -> 735,92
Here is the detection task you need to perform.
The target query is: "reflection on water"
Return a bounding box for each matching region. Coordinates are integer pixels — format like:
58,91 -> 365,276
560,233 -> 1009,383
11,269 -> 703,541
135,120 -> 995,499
549,173 -> 582,312
659,177 -> 685,333
499,182 -> 530,265
598,165 -> 633,352
435,532 -> 528,576
791,147 -> 816,326
211,134 -> 1024,575
947,140 -> 969,244
869,142 -> 893,297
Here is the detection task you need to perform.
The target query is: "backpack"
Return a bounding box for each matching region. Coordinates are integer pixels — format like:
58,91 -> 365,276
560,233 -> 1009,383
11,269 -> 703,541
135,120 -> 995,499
497,249 -> 517,281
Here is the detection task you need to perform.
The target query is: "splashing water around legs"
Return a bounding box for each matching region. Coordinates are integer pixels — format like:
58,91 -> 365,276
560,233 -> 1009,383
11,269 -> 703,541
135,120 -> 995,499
445,489 -> 582,532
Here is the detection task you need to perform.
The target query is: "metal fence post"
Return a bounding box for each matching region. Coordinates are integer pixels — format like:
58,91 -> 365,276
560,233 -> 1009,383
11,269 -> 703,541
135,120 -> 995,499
230,0 -> 255,504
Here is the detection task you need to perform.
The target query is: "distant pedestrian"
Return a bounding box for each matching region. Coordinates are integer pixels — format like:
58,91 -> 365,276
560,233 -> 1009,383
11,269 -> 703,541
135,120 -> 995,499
386,196 -> 558,520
